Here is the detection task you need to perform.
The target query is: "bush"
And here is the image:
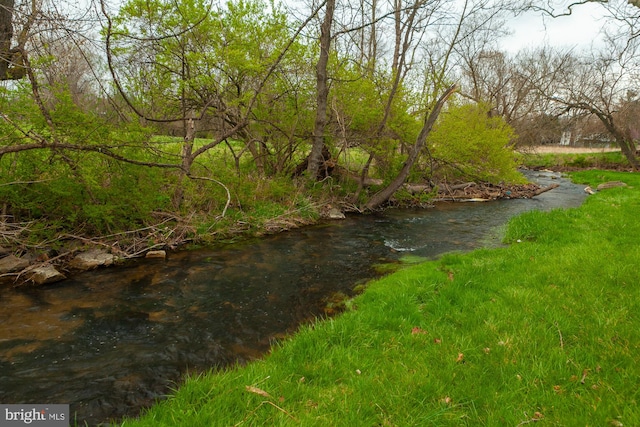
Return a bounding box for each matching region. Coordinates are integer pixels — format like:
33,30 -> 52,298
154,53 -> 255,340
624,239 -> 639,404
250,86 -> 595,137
428,102 -> 525,184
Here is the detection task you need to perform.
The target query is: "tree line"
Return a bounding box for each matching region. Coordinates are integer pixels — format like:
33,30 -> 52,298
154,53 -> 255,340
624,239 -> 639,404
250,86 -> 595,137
1,0 -> 639,237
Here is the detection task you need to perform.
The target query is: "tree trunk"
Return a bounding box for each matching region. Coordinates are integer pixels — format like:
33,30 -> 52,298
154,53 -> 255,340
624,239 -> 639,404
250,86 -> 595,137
617,138 -> 639,170
246,139 -> 266,176
0,0 -> 14,80
531,183 -> 559,197
352,153 -> 374,203
172,114 -> 196,209
308,0 -> 335,180
355,0 -> 422,194
363,84 -> 457,210
575,108 -> 640,170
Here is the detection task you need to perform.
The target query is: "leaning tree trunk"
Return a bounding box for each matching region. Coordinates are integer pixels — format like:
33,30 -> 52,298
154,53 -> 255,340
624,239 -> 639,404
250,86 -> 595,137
588,109 -> 640,170
364,84 -> 457,210
616,138 -> 639,170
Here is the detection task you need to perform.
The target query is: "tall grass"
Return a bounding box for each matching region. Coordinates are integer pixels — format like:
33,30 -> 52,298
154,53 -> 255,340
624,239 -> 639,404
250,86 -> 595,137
0,135 -> 320,245
119,170 -> 640,426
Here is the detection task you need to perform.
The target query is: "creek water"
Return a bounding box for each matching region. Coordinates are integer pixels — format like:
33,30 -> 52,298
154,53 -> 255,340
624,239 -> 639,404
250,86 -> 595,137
0,171 -> 587,426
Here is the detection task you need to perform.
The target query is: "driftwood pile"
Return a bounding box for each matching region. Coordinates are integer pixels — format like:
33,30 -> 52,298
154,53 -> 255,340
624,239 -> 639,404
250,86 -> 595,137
404,181 -> 559,202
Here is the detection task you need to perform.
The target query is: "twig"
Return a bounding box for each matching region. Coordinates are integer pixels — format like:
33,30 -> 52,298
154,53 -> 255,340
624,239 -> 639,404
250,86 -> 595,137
554,321 -> 564,350
65,217 -> 175,240
9,250 -> 75,285
0,179 -> 54,187
59,216 -> 192,258
61,234 -> 125,255
188,174 -> 231,217
126,243 -> 169,259
516,411 -> 544,426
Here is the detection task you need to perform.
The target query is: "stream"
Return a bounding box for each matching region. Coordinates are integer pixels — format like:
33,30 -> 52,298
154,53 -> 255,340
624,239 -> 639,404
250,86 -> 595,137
0,171 -> 587,426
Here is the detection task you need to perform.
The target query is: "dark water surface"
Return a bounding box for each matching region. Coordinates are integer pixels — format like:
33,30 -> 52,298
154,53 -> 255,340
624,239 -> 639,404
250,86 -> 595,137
0,171 -> 587,425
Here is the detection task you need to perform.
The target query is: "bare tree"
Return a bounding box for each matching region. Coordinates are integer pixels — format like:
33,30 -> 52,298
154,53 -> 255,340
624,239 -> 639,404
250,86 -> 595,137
530,41 -> 640,167
458,48 -> 539,125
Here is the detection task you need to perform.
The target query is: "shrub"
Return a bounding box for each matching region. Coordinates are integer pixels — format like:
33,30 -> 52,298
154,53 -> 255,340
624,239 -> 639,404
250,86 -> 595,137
428,102 -> 525,184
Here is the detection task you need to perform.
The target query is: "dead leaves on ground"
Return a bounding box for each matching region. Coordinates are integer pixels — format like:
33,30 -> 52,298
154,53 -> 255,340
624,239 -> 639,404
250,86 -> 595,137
411,326 -> 428,335
410,327 -> 443,345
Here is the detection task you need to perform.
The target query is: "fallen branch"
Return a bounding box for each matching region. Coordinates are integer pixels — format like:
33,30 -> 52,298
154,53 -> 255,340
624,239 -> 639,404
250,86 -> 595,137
189,174 -> 232,218
531,183 -> 559,197
12,250 -> 75,282
441,182 -> 477,192
432,197 -> 490,202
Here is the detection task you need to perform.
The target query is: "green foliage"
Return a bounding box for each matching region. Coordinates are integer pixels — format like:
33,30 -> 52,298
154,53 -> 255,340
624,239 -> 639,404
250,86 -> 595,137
330,66 -> 385,138
567,154 -> 588,168
327,62 -> 422,181
48,90 -> 111,143
568,169 -> 640,187
428,102 -> 524,183
0,83 -> 174,238
0,128 -> 317,244
111,0 -> 316,176
113,0 -> 298,118
0,149 -> 174,236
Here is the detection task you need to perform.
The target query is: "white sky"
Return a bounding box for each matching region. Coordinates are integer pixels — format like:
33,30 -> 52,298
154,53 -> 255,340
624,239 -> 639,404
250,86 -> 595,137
501,2 -> 607,53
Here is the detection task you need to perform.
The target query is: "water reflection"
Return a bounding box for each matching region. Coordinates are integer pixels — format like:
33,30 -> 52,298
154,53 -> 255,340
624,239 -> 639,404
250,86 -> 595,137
0,171 -> 586,425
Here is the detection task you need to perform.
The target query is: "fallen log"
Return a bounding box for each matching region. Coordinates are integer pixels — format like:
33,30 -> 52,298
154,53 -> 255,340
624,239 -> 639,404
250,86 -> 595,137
432,197 -> 490,202
531,183 -> 559,197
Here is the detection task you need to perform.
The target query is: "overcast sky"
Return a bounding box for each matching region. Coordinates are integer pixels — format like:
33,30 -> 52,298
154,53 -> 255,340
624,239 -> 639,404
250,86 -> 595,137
501,2 -> 607,53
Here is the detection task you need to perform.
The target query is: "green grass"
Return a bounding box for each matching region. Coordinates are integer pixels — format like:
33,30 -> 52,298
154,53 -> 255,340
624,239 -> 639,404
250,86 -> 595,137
518,150 -> 631,170
119,170 -> 640,426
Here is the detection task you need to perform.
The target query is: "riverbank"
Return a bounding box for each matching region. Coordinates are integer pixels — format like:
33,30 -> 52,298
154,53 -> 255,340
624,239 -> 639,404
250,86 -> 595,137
0,176 -> 549,287
119,168 -> 640,426
0,145 -> 630,286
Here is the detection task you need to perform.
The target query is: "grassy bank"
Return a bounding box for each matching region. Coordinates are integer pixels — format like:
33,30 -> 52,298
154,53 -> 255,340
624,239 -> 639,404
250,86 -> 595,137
518,148 -> 631,170
118,169 -> 640,426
